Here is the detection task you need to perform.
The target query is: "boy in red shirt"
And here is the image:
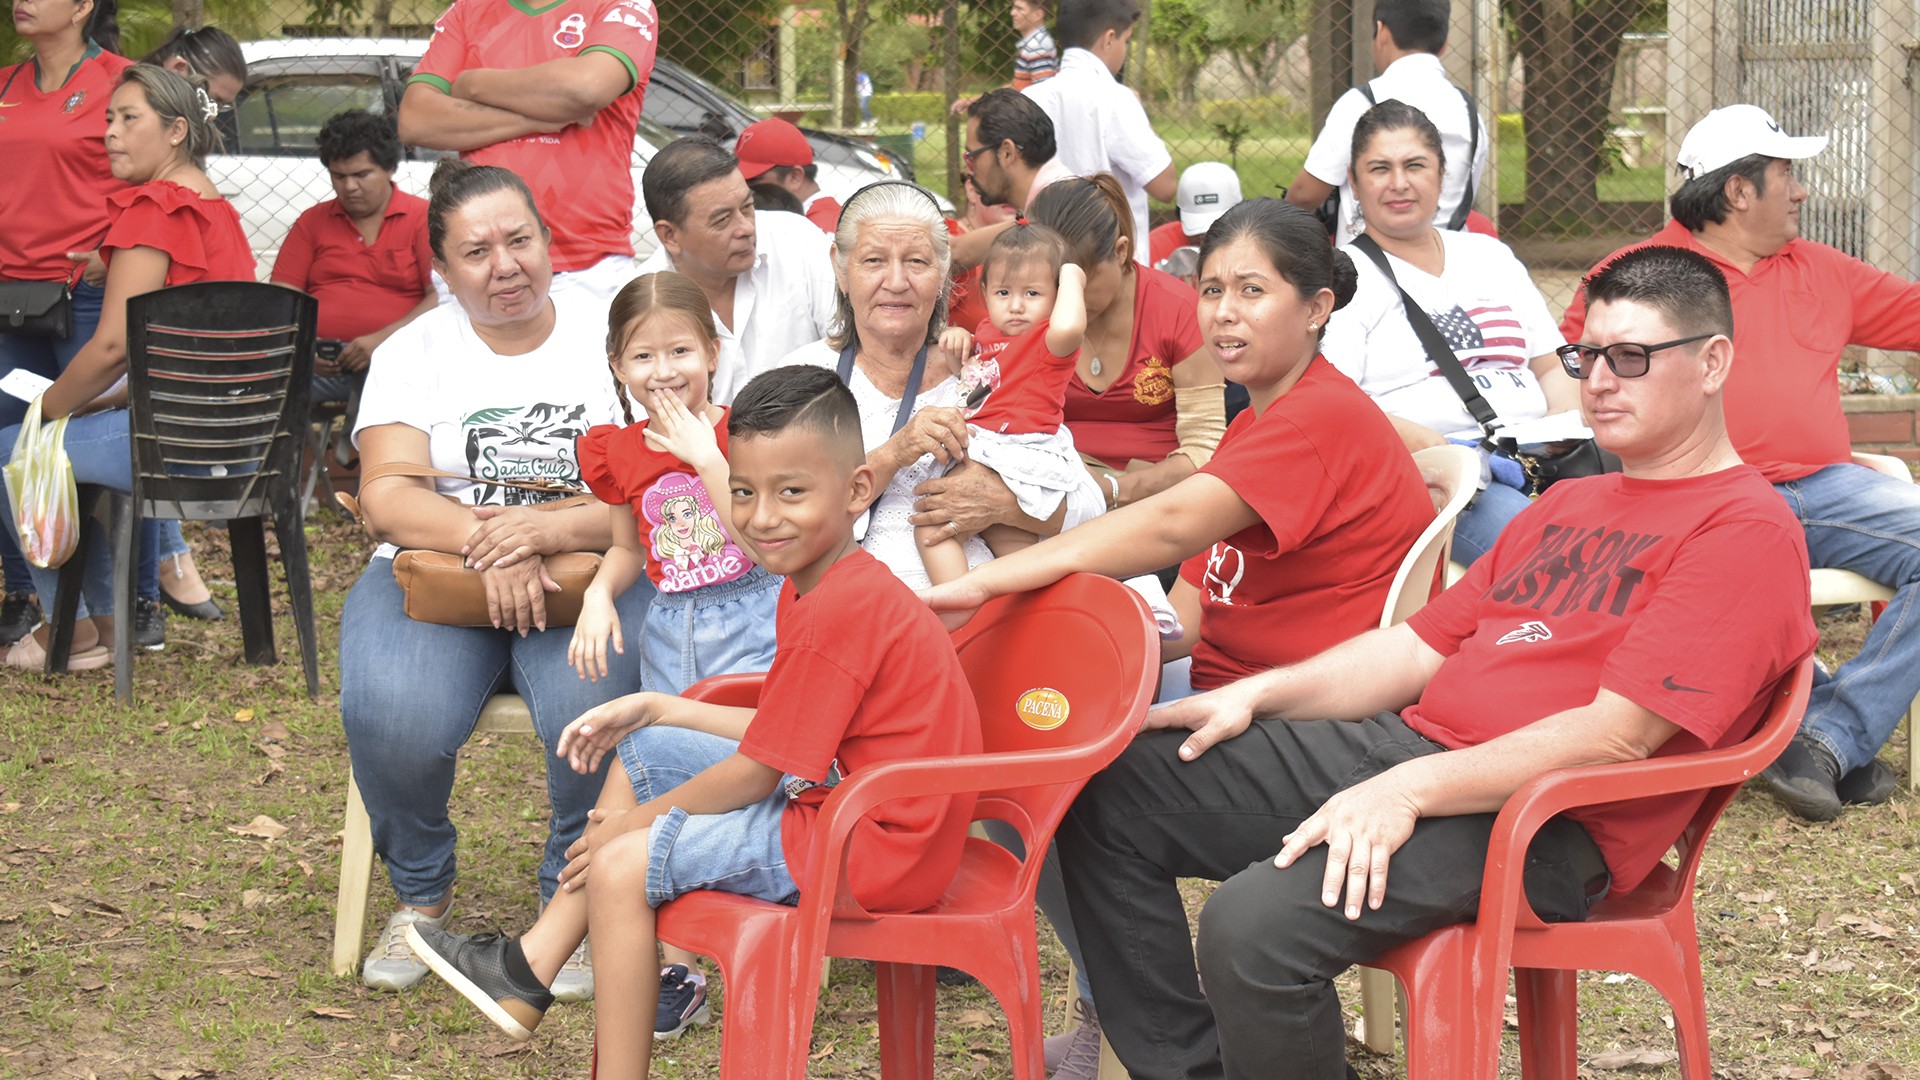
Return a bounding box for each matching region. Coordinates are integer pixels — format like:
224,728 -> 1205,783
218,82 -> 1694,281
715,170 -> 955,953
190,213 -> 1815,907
921,223 -> 1088,582
408,365 -> 982,1076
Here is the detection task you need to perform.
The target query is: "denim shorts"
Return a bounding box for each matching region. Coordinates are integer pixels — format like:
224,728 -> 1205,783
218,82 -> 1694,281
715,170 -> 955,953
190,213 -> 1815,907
615,724 -> 800,909
640,565 -> 781,696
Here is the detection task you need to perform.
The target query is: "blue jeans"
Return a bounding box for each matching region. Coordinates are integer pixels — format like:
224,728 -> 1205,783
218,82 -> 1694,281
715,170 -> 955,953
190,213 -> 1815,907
640,567 -> 780,696
338,554 -> 655,905
1774,462 -> 1920,775
0,407 -> 183,617
0,282 -> 104,594
615,724 -> 799,908
1451,482 -> 1532,567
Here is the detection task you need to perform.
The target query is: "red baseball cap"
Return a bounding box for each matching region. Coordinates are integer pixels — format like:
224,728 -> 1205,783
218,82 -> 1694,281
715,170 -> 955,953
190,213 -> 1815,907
735,118 -> 814,179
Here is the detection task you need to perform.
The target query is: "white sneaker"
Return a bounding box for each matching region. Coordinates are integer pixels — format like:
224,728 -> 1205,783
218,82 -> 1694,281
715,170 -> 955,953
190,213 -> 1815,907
362,905 -> 452,991
550,938 -> 594,1003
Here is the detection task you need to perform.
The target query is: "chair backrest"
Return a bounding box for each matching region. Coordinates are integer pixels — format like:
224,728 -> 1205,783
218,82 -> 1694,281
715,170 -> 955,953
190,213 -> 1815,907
1625,658 -> 1812,907
1381,444 -> 1480,628
946,573 -> 1158,847
125,282 -> 318,521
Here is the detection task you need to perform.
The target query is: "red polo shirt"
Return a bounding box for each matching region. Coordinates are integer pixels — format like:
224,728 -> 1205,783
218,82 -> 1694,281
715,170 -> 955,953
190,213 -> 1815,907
1560,221 -> 1920,483
271,190 -> 434,342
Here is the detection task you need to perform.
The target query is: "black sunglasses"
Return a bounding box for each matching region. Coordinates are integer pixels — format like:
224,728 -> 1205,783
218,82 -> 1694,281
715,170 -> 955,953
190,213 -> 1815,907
1556,333 -> 1714,379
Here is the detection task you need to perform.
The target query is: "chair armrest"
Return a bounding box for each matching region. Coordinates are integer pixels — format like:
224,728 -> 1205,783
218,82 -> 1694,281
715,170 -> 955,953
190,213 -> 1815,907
682,672 -> 766,709
1852,451 -> 1913,482
1474,658 -> 1812,931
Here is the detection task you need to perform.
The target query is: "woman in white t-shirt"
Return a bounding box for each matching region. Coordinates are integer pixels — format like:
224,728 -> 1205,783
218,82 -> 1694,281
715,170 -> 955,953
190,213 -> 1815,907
339,166 -> 642,998
1321,100 -> 1578,565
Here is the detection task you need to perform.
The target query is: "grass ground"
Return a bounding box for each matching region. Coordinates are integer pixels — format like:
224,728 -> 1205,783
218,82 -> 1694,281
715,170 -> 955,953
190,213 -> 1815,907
2,516 -> 1918,1078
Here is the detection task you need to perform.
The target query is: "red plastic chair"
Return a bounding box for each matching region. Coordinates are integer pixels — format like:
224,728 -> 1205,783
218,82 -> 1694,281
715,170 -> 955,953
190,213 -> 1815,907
636,573 -> 1157,1079
1360,657 -> 1812,1079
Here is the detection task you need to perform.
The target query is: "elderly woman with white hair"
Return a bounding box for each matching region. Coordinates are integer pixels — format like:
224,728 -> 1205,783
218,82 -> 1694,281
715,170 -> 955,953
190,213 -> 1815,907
780,180 -> 1107,587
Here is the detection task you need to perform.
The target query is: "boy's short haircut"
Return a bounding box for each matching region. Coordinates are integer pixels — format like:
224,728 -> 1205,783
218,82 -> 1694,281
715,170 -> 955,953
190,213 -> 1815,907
728,365 -> 865,466
1373,0 -> 1449,54
982,222 -> 1069,285
1056,0 -> 1141,51
1582,245 -> 1734,341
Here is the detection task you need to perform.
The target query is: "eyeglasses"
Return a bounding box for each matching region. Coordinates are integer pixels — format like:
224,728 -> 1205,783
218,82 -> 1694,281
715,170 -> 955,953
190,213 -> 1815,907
961,145 -> 994,168
1555,333 -> 1714,379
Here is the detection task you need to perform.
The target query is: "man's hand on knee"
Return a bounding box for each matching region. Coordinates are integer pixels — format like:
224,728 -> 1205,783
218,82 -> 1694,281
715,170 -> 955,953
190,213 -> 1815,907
1143,680 -> 1260,760
1274,774 -> 1421,920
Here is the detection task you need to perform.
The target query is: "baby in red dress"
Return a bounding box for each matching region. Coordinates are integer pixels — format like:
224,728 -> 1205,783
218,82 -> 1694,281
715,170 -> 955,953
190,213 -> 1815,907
921,223 -> 1087,583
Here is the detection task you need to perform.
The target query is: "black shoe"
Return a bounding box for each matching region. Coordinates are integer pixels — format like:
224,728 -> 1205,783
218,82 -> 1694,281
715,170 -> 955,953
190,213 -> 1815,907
0,591 -> 40,646
160,591 -> 224,621
935,965 -> 976,986
1836,757 -> 1898,806
1760,735 -> 1843,821
406,926 -> 552,1040
133,597 -> 167,651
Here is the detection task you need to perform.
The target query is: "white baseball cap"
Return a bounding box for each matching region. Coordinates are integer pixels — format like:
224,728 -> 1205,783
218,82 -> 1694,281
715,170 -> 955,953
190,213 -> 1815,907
1176,162 -> 1244,235
1675,104 -> 1828,180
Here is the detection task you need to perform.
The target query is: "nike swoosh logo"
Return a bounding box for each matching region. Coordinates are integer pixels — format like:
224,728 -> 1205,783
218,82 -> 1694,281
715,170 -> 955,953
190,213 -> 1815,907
1662,675 -> 1711,694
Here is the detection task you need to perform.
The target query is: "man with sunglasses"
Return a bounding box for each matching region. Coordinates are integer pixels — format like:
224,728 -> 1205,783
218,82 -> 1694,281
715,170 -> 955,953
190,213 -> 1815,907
1044,244 -> 1814,1080
1561,105 -> 1920,821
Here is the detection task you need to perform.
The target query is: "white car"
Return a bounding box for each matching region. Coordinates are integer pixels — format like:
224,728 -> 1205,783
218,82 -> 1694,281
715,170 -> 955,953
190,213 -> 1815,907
211,38 -> 675,276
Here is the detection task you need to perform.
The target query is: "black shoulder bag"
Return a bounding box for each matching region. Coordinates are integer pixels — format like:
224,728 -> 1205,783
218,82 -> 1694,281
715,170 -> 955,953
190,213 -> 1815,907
0,64 -> 79,340
1350,235 -> 1617,496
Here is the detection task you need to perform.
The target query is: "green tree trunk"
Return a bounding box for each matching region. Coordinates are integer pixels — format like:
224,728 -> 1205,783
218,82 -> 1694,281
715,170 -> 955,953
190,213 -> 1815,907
1509,0 -> 1647,229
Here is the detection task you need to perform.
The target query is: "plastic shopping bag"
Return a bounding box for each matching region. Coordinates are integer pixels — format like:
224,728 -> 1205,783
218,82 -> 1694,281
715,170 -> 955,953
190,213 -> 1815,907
2,394 -> 79,569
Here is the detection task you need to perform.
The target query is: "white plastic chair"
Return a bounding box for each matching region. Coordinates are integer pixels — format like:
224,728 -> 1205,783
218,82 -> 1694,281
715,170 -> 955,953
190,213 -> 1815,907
1808,452 -> 1918,793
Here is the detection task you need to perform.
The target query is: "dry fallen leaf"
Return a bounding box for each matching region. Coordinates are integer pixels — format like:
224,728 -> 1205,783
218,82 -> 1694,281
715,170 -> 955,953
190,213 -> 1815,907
955,1008 -> 998,1029
0,803 -> 20,814
296,859 -> 314,877
1588,1048 -> 1679,1069
1737,890 -> 1777,903
309,1006 -> 355,1020
480,1041 -> 531,1057
150,1069 -> 214,1080
240,889 -> 267,909
245,966 -> 280,980
808,1041 -> 837,1062
233,708 -> 255,723
226,815 -> 288,841
172,912 -> 209,931
261,719 -> 291,742
47,902 -> 72,918
78,979 -> 106,992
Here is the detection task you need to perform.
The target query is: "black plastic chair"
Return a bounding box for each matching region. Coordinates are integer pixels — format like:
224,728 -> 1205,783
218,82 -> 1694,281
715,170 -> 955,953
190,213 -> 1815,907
47,282 -> 322,702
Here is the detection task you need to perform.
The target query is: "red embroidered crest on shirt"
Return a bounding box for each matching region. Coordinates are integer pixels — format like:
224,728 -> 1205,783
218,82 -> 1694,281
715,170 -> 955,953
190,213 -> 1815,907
1133,355 -> 1174,406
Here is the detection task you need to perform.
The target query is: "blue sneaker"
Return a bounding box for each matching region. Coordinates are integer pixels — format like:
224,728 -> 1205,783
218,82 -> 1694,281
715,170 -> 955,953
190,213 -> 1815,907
655,963 -> 711,1039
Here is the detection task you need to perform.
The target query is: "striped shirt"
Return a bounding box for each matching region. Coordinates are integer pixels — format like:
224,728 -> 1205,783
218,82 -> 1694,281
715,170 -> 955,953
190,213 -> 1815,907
1013,27 -> 1058,89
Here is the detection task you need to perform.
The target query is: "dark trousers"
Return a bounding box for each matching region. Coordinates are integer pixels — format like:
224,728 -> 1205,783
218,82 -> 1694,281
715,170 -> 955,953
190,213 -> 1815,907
1055,713 -> 1607,1080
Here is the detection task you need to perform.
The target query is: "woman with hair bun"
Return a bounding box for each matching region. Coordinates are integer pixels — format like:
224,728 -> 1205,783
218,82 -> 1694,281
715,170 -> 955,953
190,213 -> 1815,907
140,25 -> 247,104
0,63 -> 254,670
925,197 -> 1432,695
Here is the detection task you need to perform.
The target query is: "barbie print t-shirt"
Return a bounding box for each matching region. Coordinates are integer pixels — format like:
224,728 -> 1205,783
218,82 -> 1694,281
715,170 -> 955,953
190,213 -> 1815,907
577,409 -> 754,594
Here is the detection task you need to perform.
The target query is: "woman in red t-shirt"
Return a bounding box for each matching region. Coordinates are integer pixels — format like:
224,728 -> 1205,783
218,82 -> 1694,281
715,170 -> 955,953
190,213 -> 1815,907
926,198 -> 1433,695
0,0 -> 131,640
1,64 -> 256,670
1028,175 -> 1227,511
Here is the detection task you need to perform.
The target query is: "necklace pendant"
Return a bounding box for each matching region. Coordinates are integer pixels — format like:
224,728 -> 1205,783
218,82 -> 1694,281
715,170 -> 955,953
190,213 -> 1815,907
1089,356 -> 1103,378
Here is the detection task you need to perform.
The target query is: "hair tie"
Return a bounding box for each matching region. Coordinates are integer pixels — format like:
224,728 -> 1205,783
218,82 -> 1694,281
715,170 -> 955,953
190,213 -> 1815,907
195,86 -> 217,122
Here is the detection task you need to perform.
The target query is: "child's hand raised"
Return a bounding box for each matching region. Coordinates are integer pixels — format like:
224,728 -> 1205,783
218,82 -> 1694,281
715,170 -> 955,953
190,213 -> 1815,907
642,390 -> 723,472
557,691 -> 660,774
938,326 -> 975,377
567,590 -> 623,681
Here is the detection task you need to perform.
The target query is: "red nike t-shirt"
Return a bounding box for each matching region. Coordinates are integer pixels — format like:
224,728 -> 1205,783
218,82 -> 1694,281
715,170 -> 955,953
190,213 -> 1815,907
966,317 -> 1077,435
1177,356 -> 1432,690
738,549 -> 982,913
0,47 -> 133,281
1404,466 -> 1816,891
576,412 -> 756,595
411,0 -> 658,272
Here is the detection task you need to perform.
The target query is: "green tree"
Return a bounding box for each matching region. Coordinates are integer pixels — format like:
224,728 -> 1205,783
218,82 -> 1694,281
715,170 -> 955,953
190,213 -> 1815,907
1504,0 -> 1651,229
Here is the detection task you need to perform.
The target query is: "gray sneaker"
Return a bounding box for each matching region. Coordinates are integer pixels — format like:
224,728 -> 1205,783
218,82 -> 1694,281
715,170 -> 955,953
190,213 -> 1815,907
1045,997 -> 1103,1079
361,905 -> 451,991
550,938 -> 594,1003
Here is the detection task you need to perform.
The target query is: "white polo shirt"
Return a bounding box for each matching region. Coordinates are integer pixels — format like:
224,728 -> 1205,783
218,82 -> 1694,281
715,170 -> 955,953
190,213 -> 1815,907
636,208 -> 839,405
1023,48 -> 1173,261
1303,53 -> 1490,244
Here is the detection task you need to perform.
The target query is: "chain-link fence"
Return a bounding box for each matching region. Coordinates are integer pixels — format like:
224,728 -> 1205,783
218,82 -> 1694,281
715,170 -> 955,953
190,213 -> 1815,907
8,0 -> 1914,375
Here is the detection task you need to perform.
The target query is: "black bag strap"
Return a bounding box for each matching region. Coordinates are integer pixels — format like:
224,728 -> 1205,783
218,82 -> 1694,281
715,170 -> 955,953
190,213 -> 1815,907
1446,87 -> 1480,231
0,63 -> 26,102
837,342 -> 930,436
1349,234 -> 1500,434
